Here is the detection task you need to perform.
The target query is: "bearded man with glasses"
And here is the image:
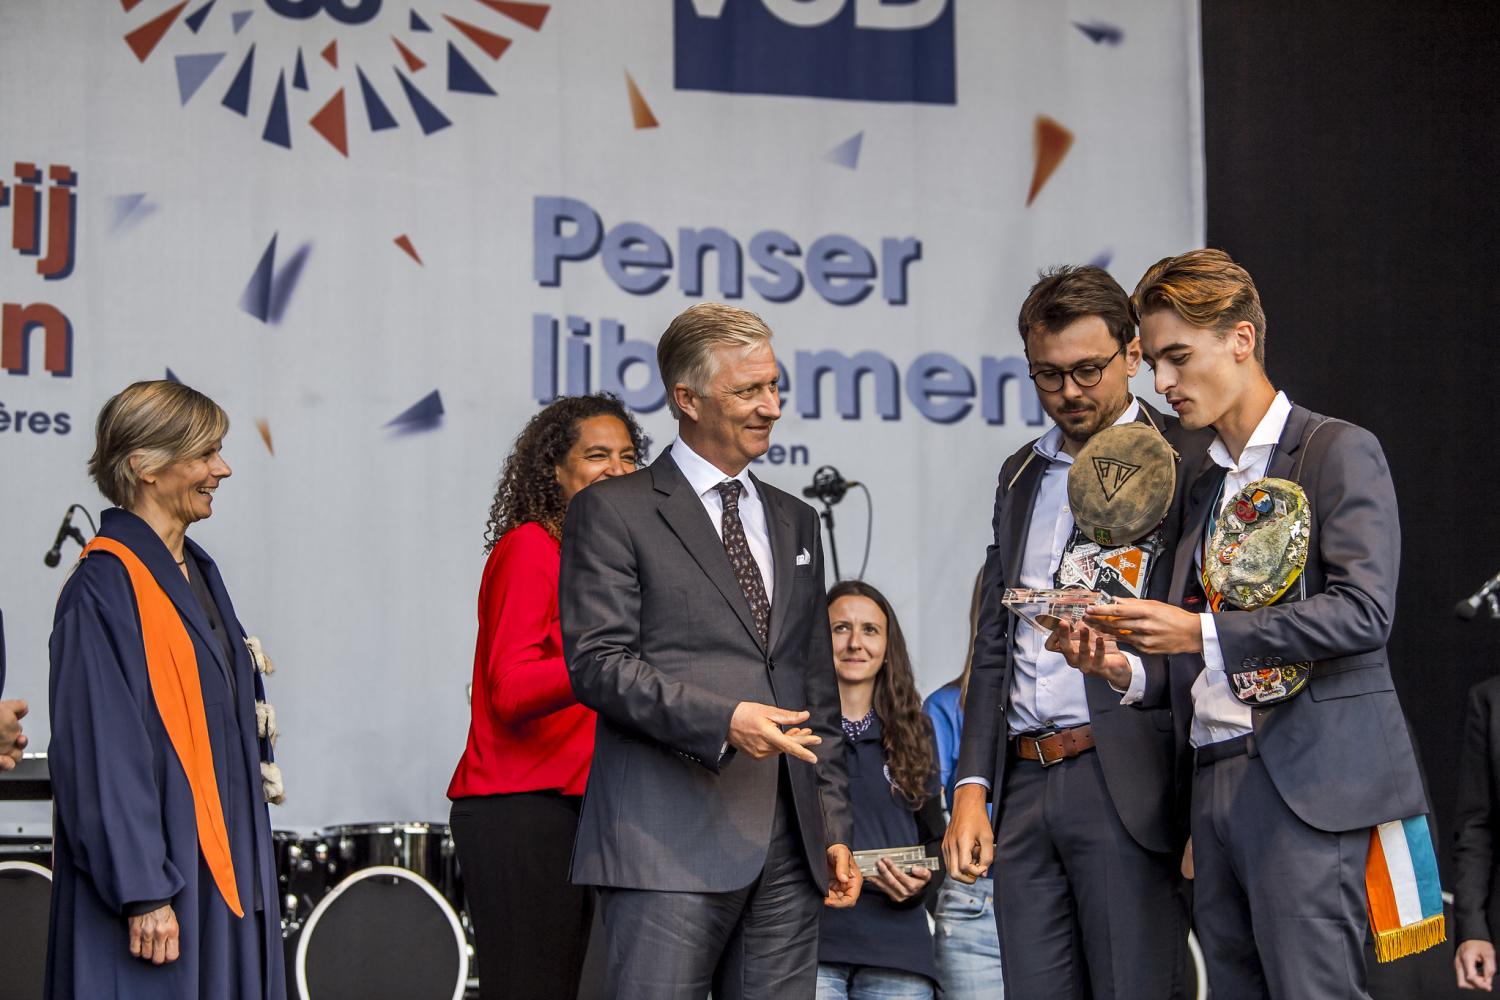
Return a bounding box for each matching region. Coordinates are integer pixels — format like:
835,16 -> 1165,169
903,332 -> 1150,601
942,265 -> 1209,999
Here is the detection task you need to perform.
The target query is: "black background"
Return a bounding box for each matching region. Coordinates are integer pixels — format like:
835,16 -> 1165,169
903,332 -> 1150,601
1202,0 -> 1500,888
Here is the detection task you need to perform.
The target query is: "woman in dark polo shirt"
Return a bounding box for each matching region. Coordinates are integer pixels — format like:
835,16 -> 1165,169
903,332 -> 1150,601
817,581 -> 944,1000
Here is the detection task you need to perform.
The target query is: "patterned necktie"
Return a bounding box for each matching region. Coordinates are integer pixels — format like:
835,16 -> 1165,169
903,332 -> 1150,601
715,480 -> 771,645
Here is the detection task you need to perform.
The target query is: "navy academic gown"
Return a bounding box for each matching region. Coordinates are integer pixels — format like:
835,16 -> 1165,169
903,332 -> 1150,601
45,508 -> 284,1000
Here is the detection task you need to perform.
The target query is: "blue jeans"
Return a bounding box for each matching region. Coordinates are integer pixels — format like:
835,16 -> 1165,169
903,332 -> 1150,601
816,963 -> 935,1000
932,876 -> 1004,999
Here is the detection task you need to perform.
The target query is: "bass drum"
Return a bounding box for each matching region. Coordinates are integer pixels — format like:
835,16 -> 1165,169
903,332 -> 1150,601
0,857 -> 53,1000
295,866 -> 468,1000
323,822 -> 466,933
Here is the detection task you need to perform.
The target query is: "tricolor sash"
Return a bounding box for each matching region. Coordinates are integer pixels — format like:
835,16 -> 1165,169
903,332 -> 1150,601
81,537 -> 244,918
1367,815 -> 1444,962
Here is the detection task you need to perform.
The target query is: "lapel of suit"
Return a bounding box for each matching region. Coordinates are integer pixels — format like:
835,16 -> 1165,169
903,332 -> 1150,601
651,449 -> 767,654
1001,451 -> 1047,587
754,474 -> 796,652
1265,404 -> 1312,482
1170,451 -> 1226,605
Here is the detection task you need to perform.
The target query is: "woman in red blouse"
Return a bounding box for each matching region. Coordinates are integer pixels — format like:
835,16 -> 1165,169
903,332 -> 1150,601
448,393 -> 648,1000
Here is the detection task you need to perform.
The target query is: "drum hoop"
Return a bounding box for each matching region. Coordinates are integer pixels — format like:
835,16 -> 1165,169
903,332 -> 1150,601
0,860 -> 52,881
294,864 -> 467,1000
323,823 -> 438,837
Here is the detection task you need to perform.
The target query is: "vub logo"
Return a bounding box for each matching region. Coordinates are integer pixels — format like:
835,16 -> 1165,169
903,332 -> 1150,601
674,0 -> 955,105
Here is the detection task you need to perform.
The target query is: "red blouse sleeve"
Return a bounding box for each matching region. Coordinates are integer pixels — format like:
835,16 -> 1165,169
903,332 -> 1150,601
478,525 -> 577,725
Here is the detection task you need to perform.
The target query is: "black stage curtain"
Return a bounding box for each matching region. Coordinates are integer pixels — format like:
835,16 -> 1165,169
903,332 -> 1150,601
1201,0 -> 1500,886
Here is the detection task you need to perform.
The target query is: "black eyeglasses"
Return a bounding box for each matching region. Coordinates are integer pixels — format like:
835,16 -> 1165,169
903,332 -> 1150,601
1029,345 -> 1125,393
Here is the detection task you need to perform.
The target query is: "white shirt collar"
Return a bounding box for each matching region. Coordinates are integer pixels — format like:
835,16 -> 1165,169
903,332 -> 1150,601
1034,397 -> 1142,464
1208,390 -> 1293,474
670,437 -> 757,500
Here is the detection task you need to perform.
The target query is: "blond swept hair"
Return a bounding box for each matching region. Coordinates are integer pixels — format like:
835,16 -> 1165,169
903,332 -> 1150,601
88,380 -> 229,508
656,302 -> 773,419
1131,248 -> 1268,365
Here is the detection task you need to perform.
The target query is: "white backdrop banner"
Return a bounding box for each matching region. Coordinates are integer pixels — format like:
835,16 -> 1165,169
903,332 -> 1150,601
0,0 -> 1203,831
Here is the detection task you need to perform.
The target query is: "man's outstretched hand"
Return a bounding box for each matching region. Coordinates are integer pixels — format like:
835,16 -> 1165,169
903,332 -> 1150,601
728,702 -> 821,764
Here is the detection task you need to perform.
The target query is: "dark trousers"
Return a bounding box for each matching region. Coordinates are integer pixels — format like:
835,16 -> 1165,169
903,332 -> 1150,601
450,791 -> 595,1000
596,766 -> 821,1000
993,747 -> 1187,1000
1192,745 -> 1373,1000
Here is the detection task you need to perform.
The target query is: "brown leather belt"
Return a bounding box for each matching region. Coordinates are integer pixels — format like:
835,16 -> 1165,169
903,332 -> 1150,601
1013,724 -> 1095,767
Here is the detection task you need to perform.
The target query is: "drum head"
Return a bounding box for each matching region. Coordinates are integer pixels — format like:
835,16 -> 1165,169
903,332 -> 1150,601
0,861 -> 53,1000
296,866 -> 466,1000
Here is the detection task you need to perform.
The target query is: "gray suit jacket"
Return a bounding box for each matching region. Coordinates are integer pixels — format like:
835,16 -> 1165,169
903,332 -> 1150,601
560,447 -> 852,893
955,401 -> 1205,854
1161,404 -> 1428,832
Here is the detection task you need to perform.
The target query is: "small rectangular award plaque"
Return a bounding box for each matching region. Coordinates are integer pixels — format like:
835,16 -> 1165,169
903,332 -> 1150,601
852,845 -> 942,877
1001,588 -> 1113,636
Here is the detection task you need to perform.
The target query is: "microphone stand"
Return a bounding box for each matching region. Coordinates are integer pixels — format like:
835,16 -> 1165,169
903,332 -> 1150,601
816,497 -> 842,581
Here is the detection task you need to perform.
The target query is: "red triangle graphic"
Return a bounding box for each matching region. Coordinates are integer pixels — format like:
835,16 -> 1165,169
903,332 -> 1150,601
444,16 -> 511,60
1027,115 -> 1075,207
121,0 -> 147,10
321,40 -> 338,69
309,89 -> 348,157
124,1 -> 189,63
394,234 -> 423,266
473,1 -> 548,31
392,36 -> 425,73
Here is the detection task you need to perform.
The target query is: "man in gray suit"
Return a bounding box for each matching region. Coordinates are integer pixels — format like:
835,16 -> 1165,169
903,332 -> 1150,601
1060,249 -> 1430,998
560,302 -> 861,1000
943,266 -> 1196,999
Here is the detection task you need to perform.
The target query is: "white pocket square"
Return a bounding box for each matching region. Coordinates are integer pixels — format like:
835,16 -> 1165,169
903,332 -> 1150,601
795,548 -> 811,566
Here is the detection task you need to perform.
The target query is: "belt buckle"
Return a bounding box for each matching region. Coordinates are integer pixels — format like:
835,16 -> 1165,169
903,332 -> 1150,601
1032,736 -> 1063,768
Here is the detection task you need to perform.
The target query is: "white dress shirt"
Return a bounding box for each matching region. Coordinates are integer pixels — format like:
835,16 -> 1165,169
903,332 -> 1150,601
957,402 -> 1147,791
1189,390 -> 1293,748
669,437 -> 775,603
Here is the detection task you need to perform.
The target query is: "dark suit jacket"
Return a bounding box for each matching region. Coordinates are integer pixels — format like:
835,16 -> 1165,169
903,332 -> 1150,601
954,400 -> 1207,854
1453,676 -> 1500,942
1159,404 -> 1428,833
560,446 -> 852,893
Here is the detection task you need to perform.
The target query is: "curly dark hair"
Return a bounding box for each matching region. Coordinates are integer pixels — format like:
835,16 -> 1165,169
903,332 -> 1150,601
482,393 -> 651,552
828,580 -> 936,810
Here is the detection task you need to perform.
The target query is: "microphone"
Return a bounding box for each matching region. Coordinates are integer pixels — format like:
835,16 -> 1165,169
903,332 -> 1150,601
43,505 -> 88,568
802,466 -> 860,505
1455,569 -> 1500,620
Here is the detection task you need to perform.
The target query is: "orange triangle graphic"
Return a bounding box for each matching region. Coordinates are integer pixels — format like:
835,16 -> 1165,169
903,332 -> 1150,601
321,40 -> 338,68
392,36 -> 425,72
125,1 -> 189,63
255,419 -> 274,456
394,234 -> 423,266
445,15 -> 511,60
1102,548 -> 1143,594
1026,115 -> 1074,206
309,88 -> 348,157
625,71 -> 658,129
473,0 -> 549,31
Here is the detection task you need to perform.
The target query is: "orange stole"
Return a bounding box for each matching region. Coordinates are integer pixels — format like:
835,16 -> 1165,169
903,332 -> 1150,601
81,537 -> 244,917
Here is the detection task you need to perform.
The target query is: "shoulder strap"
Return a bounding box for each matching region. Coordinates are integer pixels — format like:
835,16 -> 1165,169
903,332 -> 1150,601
80,538 -> 243,917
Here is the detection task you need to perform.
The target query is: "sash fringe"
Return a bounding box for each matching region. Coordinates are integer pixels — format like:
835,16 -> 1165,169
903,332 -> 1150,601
1372,913 -> 1446,963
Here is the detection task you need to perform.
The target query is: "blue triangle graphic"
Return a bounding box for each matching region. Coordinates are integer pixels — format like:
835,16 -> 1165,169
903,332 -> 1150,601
410,10 -> 431,32
175,52 -> 226,105
110,193 -> 147,230
293,48 -> 308,90
184,0 -> 217,33
222,44 -> 255,116
446,42 -> 494,95
395,70 -> 451,134
240,234 -> 277,322
165,367 -> 182,384
825,131 -> 863,170
1072,21 -> 1123,45
357,67 -> 399,131
262,71 -> 291,148
231,9 -> 253,33
1088,248 -> 1114,270
385,390 -> 445,433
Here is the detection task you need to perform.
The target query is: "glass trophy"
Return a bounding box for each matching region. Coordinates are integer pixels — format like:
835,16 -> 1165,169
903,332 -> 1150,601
852,845 -> 941,877
1001,588 -> 1114,635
